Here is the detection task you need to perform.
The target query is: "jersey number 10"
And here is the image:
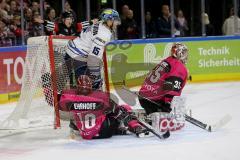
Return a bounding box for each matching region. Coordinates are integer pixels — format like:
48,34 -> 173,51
77,113 -> 97,129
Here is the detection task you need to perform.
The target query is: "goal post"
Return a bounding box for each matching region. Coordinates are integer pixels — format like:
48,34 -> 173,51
48,35 -> 75,129
0,35 -> 110,130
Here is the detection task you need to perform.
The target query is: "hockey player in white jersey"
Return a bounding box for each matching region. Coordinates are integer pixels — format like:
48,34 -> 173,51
65,8 -> 120,90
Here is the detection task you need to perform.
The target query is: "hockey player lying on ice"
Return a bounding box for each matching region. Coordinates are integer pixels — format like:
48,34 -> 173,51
58,75 -> 150,140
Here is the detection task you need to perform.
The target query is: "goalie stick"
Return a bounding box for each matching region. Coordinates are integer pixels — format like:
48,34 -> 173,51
133,115 -> 170,139
122,86 -> 232,132
184,114 -> 232,132
109,95 -> 170,139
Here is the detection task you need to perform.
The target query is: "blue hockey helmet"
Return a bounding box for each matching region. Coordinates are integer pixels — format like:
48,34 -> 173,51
100,8 -> 120,23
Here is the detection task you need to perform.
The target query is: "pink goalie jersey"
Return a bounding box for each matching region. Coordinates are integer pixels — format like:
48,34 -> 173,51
139,56 -> 188,104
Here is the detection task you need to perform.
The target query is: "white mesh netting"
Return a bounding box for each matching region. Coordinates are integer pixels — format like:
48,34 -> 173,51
0,36 -> 71,129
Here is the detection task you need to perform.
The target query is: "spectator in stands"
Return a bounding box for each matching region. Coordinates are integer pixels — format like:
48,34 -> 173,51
58,12 -> 76,35
24,7 -> 32,23
0,0 -> 13,22
64,1 -> 77,22
222,7 -> 240,35
156,4 -> 180,37
23,0 -> 30,10
24,8 -> 33,39
45,7 -> 56,22
8,0 -> 19,16
31,1 -> 39,13
29,11 -> 43,37
203,13 -> 214,36
0,19 -> 14,46
4,0 -> 10,13
9,15 -> 23,45
120,4 -> 129,21
177,9 -> 189,36
44,1 -> 50,12
35,11 -> 83,36
145,11 -> 157,38
195,13 -> 214,36
118,4 -> 130,39
118,9 -> 139,39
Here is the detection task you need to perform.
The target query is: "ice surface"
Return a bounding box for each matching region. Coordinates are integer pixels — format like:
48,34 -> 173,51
0,81 -> 240,160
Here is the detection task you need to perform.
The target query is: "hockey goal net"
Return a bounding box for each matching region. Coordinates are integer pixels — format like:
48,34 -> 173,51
0,35 -> 110,130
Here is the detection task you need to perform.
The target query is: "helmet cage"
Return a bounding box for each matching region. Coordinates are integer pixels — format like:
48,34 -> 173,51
171,42 -> 188,64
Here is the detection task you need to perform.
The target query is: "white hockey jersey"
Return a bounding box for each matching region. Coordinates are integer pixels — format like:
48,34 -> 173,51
66,22 -> 112,62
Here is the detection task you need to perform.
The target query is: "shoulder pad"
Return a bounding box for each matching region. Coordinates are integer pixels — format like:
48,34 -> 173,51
160,61 -> 171,73
92,23 -> 100,36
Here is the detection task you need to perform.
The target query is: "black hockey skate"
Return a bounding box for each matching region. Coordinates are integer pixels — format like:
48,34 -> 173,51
69,120 -> 81,140
134,126 -> 151,138
69,120 -> 78,131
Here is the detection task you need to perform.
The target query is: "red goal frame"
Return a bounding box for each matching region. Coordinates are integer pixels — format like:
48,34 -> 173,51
48,35 -> 110,129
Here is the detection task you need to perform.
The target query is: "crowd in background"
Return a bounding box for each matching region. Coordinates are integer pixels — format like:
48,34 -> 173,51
1,0 -> 240,47
118,4 -> 240,39
0,0 -> 78,46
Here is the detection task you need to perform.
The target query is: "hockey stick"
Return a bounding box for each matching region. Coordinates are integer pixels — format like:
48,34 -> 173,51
184,114 -> 232,132
133,115 -> 170,139
122,86 -> 232,132
108,94 -> 170,140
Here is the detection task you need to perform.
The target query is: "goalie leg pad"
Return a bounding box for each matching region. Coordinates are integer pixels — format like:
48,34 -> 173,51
151,112 -> 185,132
170,96 -> 186,123
150,96 -> 187,132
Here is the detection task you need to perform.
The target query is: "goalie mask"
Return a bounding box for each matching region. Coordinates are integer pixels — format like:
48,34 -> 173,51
171,42 -> 188,64
77,75 -> 92,95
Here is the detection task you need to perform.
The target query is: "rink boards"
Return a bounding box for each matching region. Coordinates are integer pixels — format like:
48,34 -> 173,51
1,36 -> 240,103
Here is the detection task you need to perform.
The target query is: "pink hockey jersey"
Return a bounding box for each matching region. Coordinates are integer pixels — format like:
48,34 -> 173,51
59,90 -> 111,139
139,56 -> 188,103
59,90 -> 141,139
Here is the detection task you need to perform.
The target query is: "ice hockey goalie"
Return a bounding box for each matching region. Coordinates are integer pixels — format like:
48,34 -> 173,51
139,42 -> 189,132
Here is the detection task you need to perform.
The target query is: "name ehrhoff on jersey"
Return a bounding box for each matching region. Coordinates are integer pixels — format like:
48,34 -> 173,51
73,103 -> 97,110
